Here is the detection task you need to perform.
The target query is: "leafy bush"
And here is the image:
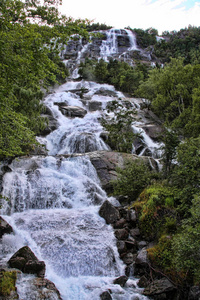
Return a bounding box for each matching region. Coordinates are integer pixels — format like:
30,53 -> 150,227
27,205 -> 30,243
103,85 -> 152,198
133,184 -> 177,239
112,159 -> 152,202
101,100 -> 138,153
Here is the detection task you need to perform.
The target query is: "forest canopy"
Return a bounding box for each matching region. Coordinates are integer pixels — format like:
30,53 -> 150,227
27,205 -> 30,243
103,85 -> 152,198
0,0 -> 89,158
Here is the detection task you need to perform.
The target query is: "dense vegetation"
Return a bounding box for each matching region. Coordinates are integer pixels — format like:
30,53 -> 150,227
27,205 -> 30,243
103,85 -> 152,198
79,58 -> 151,94
0,0 -> 89,158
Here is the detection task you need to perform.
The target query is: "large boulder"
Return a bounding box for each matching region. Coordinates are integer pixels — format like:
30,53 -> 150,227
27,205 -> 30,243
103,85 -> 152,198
99,200 -> 120,224
113,275 -> 128,287
143,278 -> 177,298
8,246 -> 45,278
142,124 -> 164,141
57,104 -> 87,118
100,291 -> 112,300
88,151 -> 141,192
88,100 -> 102,111
32,278 -> 62,300
0,217 -> 13,238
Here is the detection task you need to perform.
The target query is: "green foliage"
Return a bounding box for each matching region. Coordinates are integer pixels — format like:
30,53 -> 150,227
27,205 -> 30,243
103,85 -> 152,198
0,270 -> 17,296
133,184 -> 177,239
79,58 -> 148,95
85,22 -> 112,32
171,195 -> 200,284
171,137 -> 200,215
113,159 -> 152,202
154,26 -> 200,64
0,0 -> 89,158
160,129 -> 180,178
132,28 -> 158,48
147,235 -> 174,273
137,58 -> 200,137
101,100 -> 138,152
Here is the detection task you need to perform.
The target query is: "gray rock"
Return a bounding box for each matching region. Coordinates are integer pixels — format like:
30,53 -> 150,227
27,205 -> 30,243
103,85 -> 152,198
130,228 -> 140,238
0,217 -> 13,238
116,240 -> 127,254
57,104 -> 87,118
135,247 -> 149,266
99,200 -> 120,224
143,278 -> 176,296
189,286 -> 200,300
8,246 -> 45,278
88,100 -> 102,111
114,228 -> 129,240
113,275 -> 128,287
32,278 -> 62,300
121,252 -> 136,265
100,291 -> 112,300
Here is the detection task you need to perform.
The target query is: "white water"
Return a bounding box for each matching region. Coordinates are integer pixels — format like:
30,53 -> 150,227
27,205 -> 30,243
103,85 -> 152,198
0,79 -> 152,300
100,29 -> 137,61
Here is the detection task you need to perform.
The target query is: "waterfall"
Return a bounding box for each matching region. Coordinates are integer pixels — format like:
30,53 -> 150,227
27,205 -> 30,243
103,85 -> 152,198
100,29 -> 137,61
0,78 -> 151,299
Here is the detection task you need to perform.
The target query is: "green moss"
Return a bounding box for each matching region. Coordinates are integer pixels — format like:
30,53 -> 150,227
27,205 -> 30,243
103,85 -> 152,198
133,183 -> 177,239
0,270 -> 17,296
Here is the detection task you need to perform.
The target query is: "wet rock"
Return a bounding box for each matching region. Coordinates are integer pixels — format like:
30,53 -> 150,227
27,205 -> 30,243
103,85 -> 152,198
137,241 -> 148,249
188,286 -> 200,300
33,278 -> 62,300
29,144 -> 48,156
0,217 -> 13,238
88,100 -> 102,111
88,151 -> 142,192
137,275 -> 149,288
126,210 -> 137,223
116,195 -> 129,206
57,104 -> 87,118
130,228 -> 140,238
114,228 -> 129,240
125,238 -> 137,252
121,252 -> 136,265
8,246 -> 45,278
99,200 -> 120,224
142,124 -> 164,141
113,275 -> 128,287
100,291 -> 112,300
94,88 -> 118,98
134,247 -> 149,276
143,278 -> 176,297
69,133 -> 102,153
135,247 -> 149,266
39,115 -> 59,136
113,218 -> 127,229
116,240 -> 127,254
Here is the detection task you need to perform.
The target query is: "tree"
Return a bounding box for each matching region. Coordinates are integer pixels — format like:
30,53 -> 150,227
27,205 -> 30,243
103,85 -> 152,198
0,0 -> 89,157
101,100 -> 138,153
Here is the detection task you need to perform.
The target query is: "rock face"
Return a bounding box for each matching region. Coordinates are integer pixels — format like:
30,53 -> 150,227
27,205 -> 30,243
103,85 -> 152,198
0,217 -> 13,238
56,104 -> 87,118
32,278 -> 62,300
143,278 -> 177,298
8,246 -> 45,278
99,200 -> 120,224
88,150 -> 148,192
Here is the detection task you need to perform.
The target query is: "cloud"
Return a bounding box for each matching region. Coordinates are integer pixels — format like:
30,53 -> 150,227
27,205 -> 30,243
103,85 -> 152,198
60,0 -> 200,34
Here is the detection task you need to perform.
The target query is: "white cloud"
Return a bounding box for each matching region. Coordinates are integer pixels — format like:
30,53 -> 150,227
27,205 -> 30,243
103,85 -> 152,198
60,0 -> 200,34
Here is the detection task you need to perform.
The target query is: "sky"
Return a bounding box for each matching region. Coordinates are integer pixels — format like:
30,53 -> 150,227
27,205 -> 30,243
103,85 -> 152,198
60,0 -> 200,35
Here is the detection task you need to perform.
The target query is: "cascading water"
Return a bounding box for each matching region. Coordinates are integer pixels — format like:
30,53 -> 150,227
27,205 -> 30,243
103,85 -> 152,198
100,29 -> 137,61
0,77 -> 153,299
